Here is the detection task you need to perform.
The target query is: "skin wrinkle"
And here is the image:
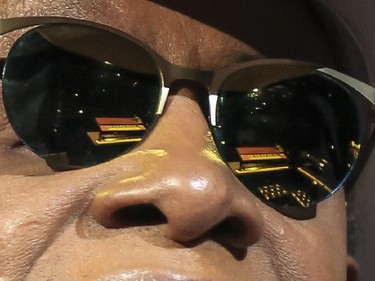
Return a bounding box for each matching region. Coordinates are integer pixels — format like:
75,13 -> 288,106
27,227 -> 215,280
263,236 -> 308,281
0,121 -> 54,175
0,150 -> 169,280
0,174 -> 92,279
261,189 -> 348,280
191,240 -> 279,281
0,147 -> 160,276
262,214 -> 309,280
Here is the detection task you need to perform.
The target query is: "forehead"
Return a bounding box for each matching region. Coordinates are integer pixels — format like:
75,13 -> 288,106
0,0 -> 260,69
1,0 -> 341,70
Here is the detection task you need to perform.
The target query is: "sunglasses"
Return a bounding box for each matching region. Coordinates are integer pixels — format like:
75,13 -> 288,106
1,17 -> 375,220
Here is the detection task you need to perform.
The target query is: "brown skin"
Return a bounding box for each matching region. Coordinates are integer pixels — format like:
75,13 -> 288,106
0,0 -> 358,280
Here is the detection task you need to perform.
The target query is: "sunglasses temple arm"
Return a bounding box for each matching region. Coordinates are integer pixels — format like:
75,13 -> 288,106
0,17 -> 88,34
0,57 -> 5,79
318,68 -> 375,106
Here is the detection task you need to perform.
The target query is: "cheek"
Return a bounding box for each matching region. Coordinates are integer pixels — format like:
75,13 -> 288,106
0,171 -> 97,279
261,189 -> 347,279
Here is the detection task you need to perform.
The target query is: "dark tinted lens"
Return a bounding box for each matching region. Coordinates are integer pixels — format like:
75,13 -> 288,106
213,66 -> 364,219
3,24 -> 161,170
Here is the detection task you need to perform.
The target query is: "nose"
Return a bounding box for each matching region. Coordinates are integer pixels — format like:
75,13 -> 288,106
90,88 -> 264,249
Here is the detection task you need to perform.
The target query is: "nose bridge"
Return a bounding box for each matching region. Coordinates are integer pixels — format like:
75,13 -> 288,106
153,54 -> 225,127
157,57 -> 213,88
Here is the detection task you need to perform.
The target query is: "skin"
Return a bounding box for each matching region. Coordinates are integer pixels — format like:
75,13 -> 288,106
0,0 -> 358,280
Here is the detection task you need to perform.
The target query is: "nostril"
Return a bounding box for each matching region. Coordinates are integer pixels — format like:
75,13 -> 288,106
111,204 -> 168,228
211,217 -> 247,246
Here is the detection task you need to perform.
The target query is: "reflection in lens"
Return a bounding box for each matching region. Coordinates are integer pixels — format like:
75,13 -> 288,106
3,24 -> 161,170
213,69 -> 364,219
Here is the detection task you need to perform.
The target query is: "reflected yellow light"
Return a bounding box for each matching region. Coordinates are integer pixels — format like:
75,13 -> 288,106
259,185 -> 313,208
202,131 -> 226,165
258,184 -> 288,200
351,141 -> 360,158
236,165 -> 289,174
291,190 -> 311,207
297,167 -> 332,193
120,175 -> 145,184
247,88 -> 260,98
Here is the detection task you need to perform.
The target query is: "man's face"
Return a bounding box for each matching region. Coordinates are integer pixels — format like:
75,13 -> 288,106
0,0 -> 351,280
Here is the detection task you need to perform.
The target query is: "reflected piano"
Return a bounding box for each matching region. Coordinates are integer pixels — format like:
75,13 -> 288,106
228,145 -> 289,175
87,116 -> 146,145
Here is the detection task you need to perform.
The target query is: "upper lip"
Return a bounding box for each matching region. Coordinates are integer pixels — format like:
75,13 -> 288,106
95,270 -> 211,281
